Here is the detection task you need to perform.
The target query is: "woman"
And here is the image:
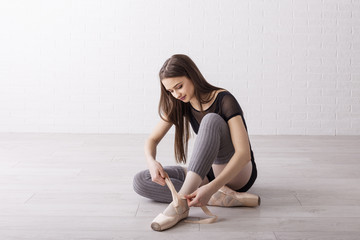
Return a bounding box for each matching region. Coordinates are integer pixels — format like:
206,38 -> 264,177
133,54 -> 258,231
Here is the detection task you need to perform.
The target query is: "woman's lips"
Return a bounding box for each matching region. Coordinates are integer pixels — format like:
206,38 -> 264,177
180,95 -> 186,101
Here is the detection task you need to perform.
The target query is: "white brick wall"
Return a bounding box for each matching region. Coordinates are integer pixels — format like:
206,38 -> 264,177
0,0 -> 359,135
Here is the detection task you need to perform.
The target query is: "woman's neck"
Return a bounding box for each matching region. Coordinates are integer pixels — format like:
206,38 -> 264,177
190,90 -> 224,111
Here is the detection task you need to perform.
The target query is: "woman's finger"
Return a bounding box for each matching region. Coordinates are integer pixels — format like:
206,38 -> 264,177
188,198 -> 199,207
152,174 -> 165,186
184,194 -> 193,200
159,170 -> 166,179
156,177 -> 166,186
185,190 -> 197,199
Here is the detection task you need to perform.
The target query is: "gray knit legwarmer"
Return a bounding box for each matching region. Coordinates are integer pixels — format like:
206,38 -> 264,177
133,113 -> 235,203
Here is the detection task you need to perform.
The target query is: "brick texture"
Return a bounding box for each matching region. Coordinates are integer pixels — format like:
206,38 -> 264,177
0,0 -> 359,135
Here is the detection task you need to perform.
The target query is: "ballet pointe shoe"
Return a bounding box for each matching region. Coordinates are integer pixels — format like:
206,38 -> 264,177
151,176 -> 189,231
151,174 -> 217,231
207,185 -> 261,207
151,198 -> 189,231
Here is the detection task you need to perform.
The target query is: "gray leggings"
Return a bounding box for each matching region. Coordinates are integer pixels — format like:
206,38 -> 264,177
133,113 -> 235,203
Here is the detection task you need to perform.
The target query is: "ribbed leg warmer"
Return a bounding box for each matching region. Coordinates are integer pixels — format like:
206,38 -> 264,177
188,113 -> 235,179
133,113 -> 235,203
133,166 -> 186,203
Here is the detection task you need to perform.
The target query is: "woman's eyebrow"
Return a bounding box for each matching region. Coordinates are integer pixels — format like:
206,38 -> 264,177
167,82 -> 182,91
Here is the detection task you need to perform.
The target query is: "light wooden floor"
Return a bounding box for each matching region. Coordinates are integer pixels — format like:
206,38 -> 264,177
0,133 -> 359,240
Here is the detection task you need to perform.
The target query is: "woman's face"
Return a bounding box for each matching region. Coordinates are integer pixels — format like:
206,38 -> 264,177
161,76 -> 195,103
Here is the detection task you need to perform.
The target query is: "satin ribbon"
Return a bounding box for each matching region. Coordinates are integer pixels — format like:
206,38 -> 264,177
164,175 -> 217,224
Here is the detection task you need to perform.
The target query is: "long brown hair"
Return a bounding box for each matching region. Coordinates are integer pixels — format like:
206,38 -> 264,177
158,54 -> 221,164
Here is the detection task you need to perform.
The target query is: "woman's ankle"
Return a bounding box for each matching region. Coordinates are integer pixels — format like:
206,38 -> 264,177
163,198 -> 188,216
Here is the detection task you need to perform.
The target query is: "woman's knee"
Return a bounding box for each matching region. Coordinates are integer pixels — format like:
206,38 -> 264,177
199,113 -> 226,130
132,169 -> 150,195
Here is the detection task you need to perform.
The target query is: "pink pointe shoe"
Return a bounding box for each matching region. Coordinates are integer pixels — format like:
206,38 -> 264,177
151,175 -> 217,231
151,198 -> 189,231
207,185 -> 261,207
151,177 -> 189,231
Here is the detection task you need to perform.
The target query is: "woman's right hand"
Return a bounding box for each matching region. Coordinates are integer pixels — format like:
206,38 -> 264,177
148,160 -> 166,186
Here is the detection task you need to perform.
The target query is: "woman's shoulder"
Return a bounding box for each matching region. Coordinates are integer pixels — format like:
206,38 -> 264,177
216,89 -> 235,101
213,89 -> 228,99
216,90 -> 243,112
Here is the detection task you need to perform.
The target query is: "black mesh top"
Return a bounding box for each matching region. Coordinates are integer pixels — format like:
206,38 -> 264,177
189,91 -> 248,134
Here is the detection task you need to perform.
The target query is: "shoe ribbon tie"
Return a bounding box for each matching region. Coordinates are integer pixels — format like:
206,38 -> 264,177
164,175 -> 217,224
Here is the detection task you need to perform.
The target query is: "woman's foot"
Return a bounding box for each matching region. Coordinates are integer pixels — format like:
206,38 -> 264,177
207,185 -> 260,207
151,198 -> 189,231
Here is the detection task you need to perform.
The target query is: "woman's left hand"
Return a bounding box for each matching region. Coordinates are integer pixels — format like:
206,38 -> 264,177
185,184 -> 215,207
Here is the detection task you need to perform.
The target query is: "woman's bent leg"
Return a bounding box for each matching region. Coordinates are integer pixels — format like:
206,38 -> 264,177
187,113 -> 234,178
133,166 -> 186,203
179,113 -> 234,195
185,113 -> 259,207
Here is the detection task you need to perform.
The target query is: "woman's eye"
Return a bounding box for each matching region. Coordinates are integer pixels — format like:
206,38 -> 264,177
177,85 -> 182,89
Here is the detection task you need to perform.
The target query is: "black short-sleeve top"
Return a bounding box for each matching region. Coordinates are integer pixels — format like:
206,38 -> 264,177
189,91 -> 248,134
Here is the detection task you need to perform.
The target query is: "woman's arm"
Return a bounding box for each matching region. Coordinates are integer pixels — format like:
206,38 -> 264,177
144,117 -> 173,186
186,115 -> 251,206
